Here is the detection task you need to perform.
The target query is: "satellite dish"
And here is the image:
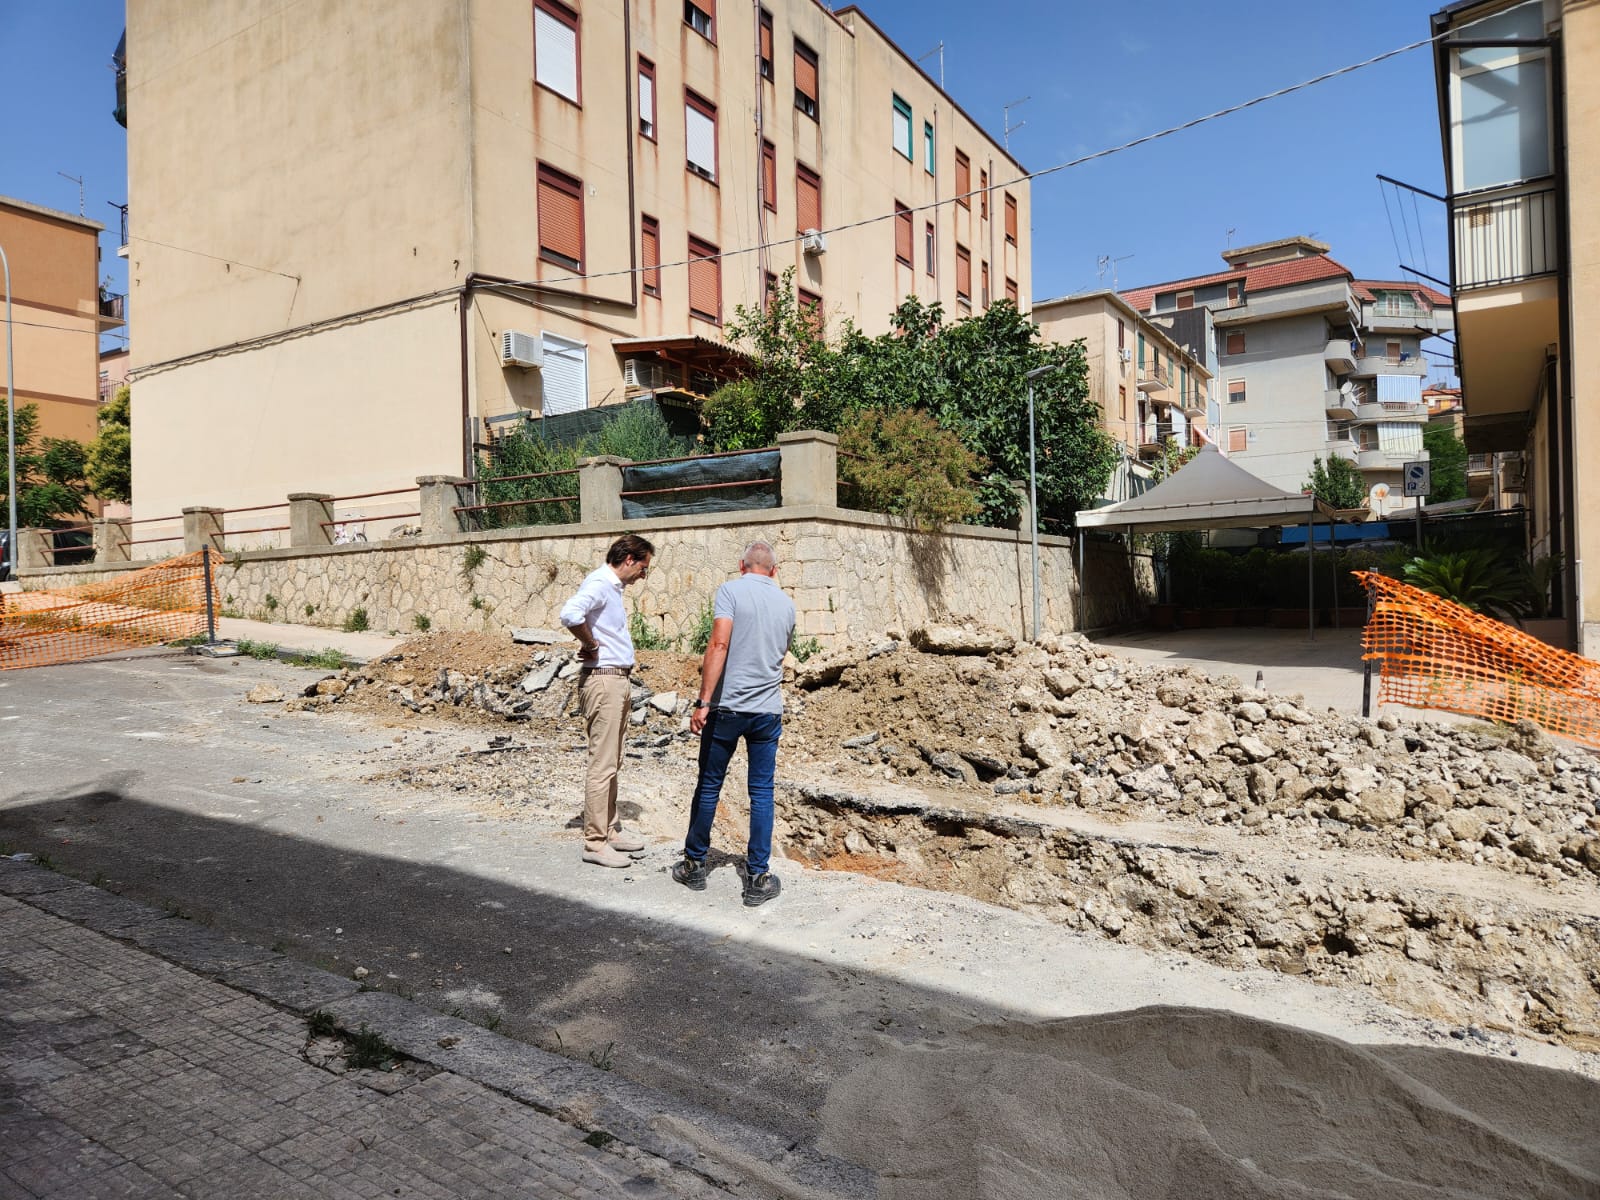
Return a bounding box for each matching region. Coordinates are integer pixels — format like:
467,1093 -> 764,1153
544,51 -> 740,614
1371,483 -> 1390,500
1340,381 -> 1355,396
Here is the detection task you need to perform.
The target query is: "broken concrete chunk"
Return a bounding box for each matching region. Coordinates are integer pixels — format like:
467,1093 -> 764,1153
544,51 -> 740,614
648,691 -> 679,715
841,732 -> 881,750
520,660 -> 563,693
1186,711 -> 1234,758
511,627 -> 564,645
246,684 -> 285,704
910,624 -> 1016,655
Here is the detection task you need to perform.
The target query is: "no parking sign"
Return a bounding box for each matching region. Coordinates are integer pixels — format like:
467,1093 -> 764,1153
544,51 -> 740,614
1403,460 -> 1431,498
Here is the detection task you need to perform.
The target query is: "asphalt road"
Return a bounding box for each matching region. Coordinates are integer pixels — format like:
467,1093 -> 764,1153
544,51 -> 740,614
3,649 -> 1584,1159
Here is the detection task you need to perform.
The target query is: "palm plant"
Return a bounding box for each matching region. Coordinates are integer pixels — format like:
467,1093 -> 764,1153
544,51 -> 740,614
1401,547 -> 1530,622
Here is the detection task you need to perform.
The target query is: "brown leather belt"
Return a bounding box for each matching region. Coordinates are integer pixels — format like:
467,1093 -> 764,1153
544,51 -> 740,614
579,666 -> 633,677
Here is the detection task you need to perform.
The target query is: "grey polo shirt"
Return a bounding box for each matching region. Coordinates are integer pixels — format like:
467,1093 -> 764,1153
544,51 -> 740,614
709,573 -> 796,714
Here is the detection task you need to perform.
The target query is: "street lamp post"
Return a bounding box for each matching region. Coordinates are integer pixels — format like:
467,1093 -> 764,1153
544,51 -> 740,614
1024,363 -> 1062,642
1,241 -> 13,581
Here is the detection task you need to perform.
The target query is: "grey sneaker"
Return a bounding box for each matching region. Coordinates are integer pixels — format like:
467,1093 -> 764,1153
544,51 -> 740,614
742,871 -> 782,907
670,857 -> 708,891
582,846 -> 632,869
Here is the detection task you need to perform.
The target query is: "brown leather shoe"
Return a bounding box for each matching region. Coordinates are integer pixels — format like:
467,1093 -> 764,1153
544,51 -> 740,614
582,846 -> 633,868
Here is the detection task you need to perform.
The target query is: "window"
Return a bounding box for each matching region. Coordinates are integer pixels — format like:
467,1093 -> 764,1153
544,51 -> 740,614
688,236 -> 721,324
640,214 -> 660,296
798,288 -> 823,334
1450,0 -> 1550,190
980,261 -> 989,306
797,163 -> 822,234
1118,319 -> 1126,350
536,162 -> 583,270
759,8 -> 773,80
540,333 -> 589,415
1228,427 -> 1247,453
1226,281 -> 1241,304
955,150 -> 970,207
1176,290 -> 1194,310
685,0 -> 714,41
761,141 -> 777,212
1228,379 -> 1247,404
1119,385 -> 1128,422
1137,332 -> 1146,369
637,57 -> 656,140
685,91 -> 717,182
533,0 -> 580,104
979,169 -> 988,218
892,95 -> 913,160
794,41 -> 818,120
1003,193 -> 1017,245
924,122 -> 935,174
1225,331 -> 1245,356
894,202 -> 913,266
1386,340 -> 1402,362
924,222 -> 935,276
1005,277 -> 1017,305
955,244 -> 971,304
763,271 -> 779,312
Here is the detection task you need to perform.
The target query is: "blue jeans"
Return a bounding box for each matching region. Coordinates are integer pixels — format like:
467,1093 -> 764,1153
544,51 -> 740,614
684,710 -> 782,875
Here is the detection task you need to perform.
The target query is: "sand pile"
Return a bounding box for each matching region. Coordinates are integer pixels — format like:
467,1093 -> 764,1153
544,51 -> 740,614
820,1006 -> 1600,1199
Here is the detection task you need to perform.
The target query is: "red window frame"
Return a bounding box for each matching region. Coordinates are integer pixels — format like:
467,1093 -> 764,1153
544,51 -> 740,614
641,214 -> 661,297
536,161 -> 584,271
688,235 -> 721,324
637,56 -> 656,141
533,0 -> 581,106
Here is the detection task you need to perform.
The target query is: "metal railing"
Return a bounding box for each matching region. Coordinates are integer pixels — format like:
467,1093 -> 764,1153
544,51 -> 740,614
456,470 -> 579,531
116,513 -> 185,553
1453,182 -> 1558,290
322,486 -> 422,543
210,500 -> 292,552
98,292 -> 125,321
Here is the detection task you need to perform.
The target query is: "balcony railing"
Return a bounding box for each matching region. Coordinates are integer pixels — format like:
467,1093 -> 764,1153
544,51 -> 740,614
97,292 -> 125,324
1452,182 -> 1558,291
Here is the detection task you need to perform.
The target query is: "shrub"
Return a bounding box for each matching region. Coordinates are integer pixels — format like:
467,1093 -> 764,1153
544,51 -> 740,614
412,614 -> 431,632
343,607 -> 369,632
1401,547 -> 1530,622
629,606 -> 673,650
838,408 -> 983,530
689,600 -> 715,655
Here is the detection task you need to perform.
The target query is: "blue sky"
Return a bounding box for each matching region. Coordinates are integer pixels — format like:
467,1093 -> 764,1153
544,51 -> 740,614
2,1 -> 1452,363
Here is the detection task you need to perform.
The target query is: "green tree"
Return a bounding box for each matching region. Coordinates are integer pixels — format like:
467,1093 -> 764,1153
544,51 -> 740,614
1421,423 -> 1468,503
1303,454 -> 1367,510
1149,437 -> 1199,483
838,408 -> 983,529
0,403 -> 93,526
87,384 -> 132,503
710,285 -> 1119,530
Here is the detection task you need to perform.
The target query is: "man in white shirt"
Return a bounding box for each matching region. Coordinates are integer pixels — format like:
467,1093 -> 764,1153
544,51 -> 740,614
559,534 -> 655,868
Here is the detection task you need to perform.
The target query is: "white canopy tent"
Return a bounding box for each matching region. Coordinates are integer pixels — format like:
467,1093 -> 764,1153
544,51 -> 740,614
1074,444 -> 1340,637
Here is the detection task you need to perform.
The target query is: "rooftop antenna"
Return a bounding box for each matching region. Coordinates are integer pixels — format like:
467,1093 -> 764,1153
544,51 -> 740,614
1225,226 -> 1237,246
1003,96 -> 1030,151
916,42 -> 944,91
57,171 -> 84,216
1098,253 -> 1135,290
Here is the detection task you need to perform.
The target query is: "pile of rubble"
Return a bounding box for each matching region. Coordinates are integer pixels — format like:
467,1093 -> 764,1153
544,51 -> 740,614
789,626 -> 1600,884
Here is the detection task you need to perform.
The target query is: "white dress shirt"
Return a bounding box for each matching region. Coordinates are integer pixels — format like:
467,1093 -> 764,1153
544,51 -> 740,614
559,565 -> 635,668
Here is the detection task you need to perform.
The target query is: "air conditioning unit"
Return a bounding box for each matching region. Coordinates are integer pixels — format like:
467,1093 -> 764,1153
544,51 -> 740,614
500,330 -> 543,370
1118,347 -> 1132,363
801,228 -> 827,256
622,358 -> 670,390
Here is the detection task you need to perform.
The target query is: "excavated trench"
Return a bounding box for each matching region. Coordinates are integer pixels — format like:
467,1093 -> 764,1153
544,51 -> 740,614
778,782 -> 1600,1051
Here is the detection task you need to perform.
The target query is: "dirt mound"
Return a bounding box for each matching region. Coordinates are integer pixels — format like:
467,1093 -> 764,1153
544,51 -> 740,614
821,1006 -> 1600,1199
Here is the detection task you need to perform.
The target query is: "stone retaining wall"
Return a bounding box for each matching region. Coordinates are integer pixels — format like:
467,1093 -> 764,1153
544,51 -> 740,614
18,506 -> 1153,645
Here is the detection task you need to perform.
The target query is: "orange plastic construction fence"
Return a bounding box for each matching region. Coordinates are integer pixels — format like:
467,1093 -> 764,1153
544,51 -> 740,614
0,552 -> 215,671
1356,569 -> 1600,746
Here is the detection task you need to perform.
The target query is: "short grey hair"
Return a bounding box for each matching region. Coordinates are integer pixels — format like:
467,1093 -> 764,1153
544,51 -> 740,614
741,540 -> 777,570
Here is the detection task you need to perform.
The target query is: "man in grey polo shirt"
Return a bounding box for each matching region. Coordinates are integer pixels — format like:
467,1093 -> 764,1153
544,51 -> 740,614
671,539 -> 796,906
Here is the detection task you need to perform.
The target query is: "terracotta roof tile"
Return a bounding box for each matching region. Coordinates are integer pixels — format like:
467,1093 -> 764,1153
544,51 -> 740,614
1352,279 -> 1452,306
1121,255 -> 1354,314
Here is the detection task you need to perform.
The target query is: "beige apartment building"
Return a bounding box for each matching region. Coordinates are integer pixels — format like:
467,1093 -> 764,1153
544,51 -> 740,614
0,196 -> 124,447
122,0 -> 1030,520
1031,291 -> 1210,470
1431,0 -> 1597,652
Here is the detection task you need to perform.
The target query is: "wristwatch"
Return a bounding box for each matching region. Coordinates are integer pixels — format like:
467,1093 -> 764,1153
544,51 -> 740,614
693,699 -> 710,709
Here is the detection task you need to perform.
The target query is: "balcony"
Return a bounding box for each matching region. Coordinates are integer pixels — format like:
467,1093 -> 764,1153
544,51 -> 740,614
1452,182 -> 1558,291
1325,340 -> 1357,375
97,292 -> 126,330
1363,305 -> 1451,335
1355,447 -> 1421,472
1135,364 -> 1170,394
1325,389 -> 1356,420
1354,352 -> 1426,377
1355,401 -> 1427,424
1137,422 -> 1175,458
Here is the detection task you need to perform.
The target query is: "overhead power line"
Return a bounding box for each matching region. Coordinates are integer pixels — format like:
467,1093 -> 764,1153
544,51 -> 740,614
512,29 -> 1451,293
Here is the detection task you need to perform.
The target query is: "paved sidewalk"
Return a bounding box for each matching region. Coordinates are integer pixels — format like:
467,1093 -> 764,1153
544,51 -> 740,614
214,616 -> 405,664
0,860 -> 862,1199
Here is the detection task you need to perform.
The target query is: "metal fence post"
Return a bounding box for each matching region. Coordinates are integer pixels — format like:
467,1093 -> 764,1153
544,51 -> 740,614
202,544 -> 217,644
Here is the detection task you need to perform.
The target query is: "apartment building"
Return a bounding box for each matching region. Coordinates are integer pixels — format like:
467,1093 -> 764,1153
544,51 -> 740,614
1030,291 -> 1210,468
1121,238 -> 1452,516
121,0 -> 1029,518
0,196 -> 124,447
1431,0 -> 1595,652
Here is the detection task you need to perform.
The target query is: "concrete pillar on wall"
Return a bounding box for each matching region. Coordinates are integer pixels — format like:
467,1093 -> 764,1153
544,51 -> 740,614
417,476 -> 469,536
288,493 -> 335,547
16,529 -> 50,571
93,518 -> 131,564
578,457 -> 625,524
777,430 -> 838,508
181,507 -> 223,555
1009,480 -> 1034,536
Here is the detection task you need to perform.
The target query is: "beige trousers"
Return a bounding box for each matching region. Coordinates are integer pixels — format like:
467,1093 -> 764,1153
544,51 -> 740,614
579,673 -> 631,851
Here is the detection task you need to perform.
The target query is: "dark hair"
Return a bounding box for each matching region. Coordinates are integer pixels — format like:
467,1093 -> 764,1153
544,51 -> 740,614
606,534 -> 655,566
